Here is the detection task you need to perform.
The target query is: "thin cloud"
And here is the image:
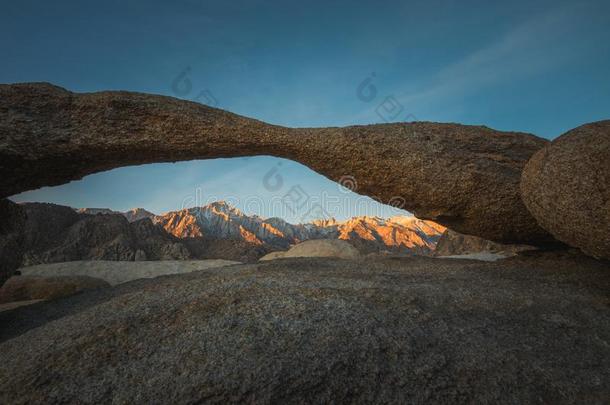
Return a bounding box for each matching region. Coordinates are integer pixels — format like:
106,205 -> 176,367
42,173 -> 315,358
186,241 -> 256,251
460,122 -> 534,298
350,3 -> 588,123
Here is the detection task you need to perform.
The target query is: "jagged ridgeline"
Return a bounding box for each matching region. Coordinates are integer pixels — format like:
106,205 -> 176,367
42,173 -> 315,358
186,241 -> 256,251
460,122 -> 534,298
11,200 -> 446,268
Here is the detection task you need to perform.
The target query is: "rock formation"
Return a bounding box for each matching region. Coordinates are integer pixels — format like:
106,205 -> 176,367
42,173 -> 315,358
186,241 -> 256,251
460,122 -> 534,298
19,260 -> 240,286
1,253 -> 608,403
434,229 -> 536,257
0,82 -> 553,245
521,121 -> 610,259
0,275 -> 109,303
260,239 -> 361,260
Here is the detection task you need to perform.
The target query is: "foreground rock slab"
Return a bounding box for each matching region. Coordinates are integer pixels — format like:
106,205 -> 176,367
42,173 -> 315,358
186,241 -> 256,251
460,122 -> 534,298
19,259 -> 241,286
0,275 -> 109,303
521,120 -> 610,259
0,82 -> 552,244
1,253 -> 608,403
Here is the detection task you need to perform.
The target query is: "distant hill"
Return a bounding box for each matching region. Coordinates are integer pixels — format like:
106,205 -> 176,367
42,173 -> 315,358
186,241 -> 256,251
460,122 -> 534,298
77,207 -> 155,222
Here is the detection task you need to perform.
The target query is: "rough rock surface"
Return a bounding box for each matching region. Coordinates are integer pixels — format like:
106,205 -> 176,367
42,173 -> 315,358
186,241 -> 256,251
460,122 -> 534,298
434,229 -> 536,256
0,275 -> 109,303
0,253 -> 608,403
0,199 -> 26,284
260,239 -> 360,260
521,120 -> 610,259
0,82 -> 553,244
19,259 -> 241,286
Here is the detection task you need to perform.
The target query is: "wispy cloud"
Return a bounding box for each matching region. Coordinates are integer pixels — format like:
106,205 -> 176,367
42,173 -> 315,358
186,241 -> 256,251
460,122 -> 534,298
350,3 -> 589,123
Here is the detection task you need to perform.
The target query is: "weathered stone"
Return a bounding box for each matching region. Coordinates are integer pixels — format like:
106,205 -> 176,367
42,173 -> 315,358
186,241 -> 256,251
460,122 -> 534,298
0,275 -> 109,303
19,260 -> 241,286
0,82 -> 553,245
261,239 -> 360,260
0,254 -> 608,403
521,120 -> 610,259
434,229 -> 536,256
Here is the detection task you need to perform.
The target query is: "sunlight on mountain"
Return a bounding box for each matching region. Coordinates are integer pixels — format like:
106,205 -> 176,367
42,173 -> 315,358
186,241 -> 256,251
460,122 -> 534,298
11,156 -> 412,223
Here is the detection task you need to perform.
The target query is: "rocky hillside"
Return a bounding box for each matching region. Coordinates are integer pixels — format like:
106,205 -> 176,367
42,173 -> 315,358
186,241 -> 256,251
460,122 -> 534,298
17,203 -> 191,267
77,207 -> 155,222
142,202 -> 445,255
434,229 -> 537,256
335,216 -> 446,255
73,201 -> 445,256
2,201 -> 446,271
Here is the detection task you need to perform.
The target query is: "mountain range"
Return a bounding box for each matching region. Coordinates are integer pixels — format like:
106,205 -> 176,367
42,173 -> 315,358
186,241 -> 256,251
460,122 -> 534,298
78,201 -> 446,258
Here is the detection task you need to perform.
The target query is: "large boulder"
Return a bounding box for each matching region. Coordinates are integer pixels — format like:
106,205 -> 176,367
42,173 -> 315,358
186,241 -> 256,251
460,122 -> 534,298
0,275 -> 109,303
260,239 -> 360,260
0,82 -> 553,245
0,256 -> 608,403
521,121 -> 610,259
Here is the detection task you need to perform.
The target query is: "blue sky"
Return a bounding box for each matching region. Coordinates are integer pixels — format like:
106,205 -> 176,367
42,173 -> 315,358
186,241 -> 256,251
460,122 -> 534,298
3,0 -> 610,222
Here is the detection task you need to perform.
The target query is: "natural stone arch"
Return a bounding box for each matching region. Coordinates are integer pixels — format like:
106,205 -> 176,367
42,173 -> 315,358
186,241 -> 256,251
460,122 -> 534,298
0,82 -> 553,244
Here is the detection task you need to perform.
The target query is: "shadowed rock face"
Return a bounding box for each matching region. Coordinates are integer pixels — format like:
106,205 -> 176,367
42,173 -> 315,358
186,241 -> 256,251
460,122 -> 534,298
20,203 -> 192,265
434,228 -> 537,256
0,82 -> 552,244
521,121 -> 610,259
0,202 -> 195,283
0,199 -> 26,285
0,275 -> 110,303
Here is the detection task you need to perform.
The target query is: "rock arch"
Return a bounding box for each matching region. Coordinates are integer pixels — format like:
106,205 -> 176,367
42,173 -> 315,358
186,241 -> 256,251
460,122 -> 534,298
0,82 -> 553,244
